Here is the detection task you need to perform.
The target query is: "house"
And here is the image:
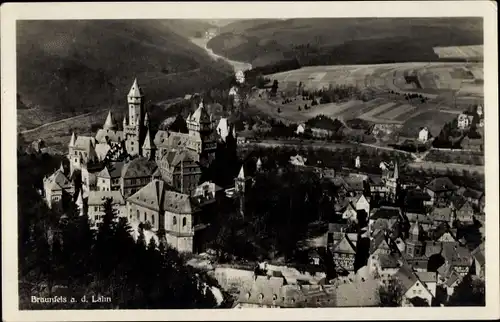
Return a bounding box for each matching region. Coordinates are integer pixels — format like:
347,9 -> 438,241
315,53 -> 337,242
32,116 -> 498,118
457,113 -> 472,129
462,188 -> 485,211
418,127 -> 430,143
349,193 -> 370,217
341,202 -> 358,223
326,223 -> 349,246
429,207 -> 453,227
405,213 -> 432,231
424,177 -> 457,206
290,154 -> 307,166
370,253 -> 402,284
368,206 -> 403,233
87,190 -> 126,229
43,164 -> 75,208
334,278 -> 379,307
404,189 -> 433,210
415,272 -> 437,297
192,181 -> 224,206
441,242 -> 473,277
296,124 -> 306,135
433,224 -> 458,243
367,174 -> 387,198
126,179 -> 204,253
471,243 -> 485,279
332,234 -> 357,272
454,201 -> 475,226
95,162 -> 125,191
120,157 -> 158,198
394,265 -> 434,307
155,149 -> 202,195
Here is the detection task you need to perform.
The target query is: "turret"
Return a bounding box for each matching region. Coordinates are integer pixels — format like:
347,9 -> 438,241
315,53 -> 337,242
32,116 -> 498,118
123,115 -> 127,127
144,112 -> 150,127
142,129 -> 156,160
127,78 -> 144,128
256,158 -> 262,172
103,111 -> 116,130
69,132 -> 76,148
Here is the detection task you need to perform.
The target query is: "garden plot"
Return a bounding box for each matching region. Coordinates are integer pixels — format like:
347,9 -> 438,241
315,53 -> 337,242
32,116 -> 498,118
358,102 -> 398,122
376,104 -> 416,121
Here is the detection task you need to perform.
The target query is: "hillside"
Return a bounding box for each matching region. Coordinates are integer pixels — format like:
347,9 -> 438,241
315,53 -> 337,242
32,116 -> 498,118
207,18 -> 483,68
17,20 -> 233,131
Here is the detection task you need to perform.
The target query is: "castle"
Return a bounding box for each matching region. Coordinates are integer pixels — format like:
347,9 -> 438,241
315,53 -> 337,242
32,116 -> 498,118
45,78 -> 240,253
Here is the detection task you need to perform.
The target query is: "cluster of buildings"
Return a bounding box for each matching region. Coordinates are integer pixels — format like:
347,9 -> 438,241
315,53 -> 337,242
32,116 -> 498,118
42,79 -> 244,253
203,156 -> 485,308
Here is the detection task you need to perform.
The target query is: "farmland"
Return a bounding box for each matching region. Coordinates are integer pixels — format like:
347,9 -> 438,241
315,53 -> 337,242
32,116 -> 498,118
254,61 -> 483,142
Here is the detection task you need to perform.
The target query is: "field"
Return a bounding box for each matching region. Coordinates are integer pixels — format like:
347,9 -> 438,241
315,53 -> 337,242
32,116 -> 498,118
432,45 -> 483,60
252,62 -> 483,141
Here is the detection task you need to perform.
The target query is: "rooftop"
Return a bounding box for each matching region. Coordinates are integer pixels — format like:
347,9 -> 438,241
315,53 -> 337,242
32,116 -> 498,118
370,207 -> 401,221
88,190 -> 125,206
425,177 -> 457,192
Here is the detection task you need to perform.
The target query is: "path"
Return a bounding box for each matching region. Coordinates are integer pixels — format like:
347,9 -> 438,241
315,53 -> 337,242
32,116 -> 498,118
190,37 -> 252,73
20,111 -> 100,135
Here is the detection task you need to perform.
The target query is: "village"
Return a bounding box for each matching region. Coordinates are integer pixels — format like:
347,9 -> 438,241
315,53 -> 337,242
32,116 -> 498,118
36,75 -> 486,308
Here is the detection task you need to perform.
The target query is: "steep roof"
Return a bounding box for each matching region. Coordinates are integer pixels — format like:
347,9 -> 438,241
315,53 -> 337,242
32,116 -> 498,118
334,278 -> 379,307
394,264 -> 419,294
73,135 -> 96,152
128,78 -> 143,97
103,111 -> 116,130
425,177 -> 456,192
333,235 -> 357,254
188,100 -> 211,124
429,207 -> 452,222
44,169 -> 73,192
128,179 -> 199,214
216,118 -> 230,141
463,188 -> 484,200
441,242 -> 471,267
142,129 -> 155,150
69,132 -> 76,147
370,207 -> 401,221
471,243 -> 485,266
96,166 -> 111,179
416,272 -> 437,284
88,190 -> 125,206
379,254 -> 401,269
95,129 -> 124,144
121,157 -> 157,179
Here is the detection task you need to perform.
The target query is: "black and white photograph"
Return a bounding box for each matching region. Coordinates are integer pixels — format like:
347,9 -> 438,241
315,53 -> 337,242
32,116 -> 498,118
1,1 -> 498,321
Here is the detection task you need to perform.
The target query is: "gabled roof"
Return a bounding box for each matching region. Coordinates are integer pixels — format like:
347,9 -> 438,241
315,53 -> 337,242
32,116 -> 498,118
121,157 -> 157,179
394,264 -> 419,294
425,177 -> 456,192
370,230 -> 390,254
44,169 -> 73,192
416,271 -> 437,284
370,207 -> 401,221
379,254 -> 400,269
445,271 -> 461,287
188,100 -> 211,124
429,207 -> 452,222
333,235 -> 357,254
88,190 -> 125,206
96,166 -> 111,179
471,243 -> 485,266
463,188 -> 484,200
442,243 -> 471,267
128,179 -> 199,214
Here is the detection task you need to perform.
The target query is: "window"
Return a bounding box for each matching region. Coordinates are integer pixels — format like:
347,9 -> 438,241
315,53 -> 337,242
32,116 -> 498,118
173,216 -> 177,226
152,215 -> 155,225
136,210 -> 140,220
182,217 -> 187,227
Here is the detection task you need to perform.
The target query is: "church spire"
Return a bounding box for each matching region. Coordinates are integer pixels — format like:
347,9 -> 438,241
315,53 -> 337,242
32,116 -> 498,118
103,110 -> 116,130
69,132 -> 76,147
144,111 -> 150,127
123,115 -> 127,126
393,161 -> 399,180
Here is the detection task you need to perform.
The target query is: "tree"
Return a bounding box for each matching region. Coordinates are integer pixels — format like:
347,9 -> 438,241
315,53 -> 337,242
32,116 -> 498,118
271,80 -> 279,96
169,114 -> 189,133
377,279 -> 404,307
447,275 -> 485,306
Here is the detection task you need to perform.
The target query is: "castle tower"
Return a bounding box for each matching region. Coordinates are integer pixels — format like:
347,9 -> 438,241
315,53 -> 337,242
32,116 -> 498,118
187,99 -> 217,163
103,111 -> 116,130
142,128 -> 156,160
124,78 -> 145,156
75,189 -> 85,217
386,161 -> 400,203
235,165 -> 246,217
144,112 -> 150,128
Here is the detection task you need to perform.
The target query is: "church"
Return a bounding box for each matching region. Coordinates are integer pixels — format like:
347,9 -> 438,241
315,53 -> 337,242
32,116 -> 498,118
44,78 -> 241,253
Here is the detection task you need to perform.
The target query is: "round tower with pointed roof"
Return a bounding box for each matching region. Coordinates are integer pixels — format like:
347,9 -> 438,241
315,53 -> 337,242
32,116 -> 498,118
103,111 -> 116,130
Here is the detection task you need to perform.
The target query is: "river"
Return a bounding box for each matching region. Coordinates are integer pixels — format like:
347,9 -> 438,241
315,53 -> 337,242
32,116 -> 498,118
190,37 -> 252,73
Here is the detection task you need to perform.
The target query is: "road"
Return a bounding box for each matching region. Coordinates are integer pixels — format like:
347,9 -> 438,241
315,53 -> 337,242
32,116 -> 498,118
20,111 -> 102,135
190,37 -> 252,73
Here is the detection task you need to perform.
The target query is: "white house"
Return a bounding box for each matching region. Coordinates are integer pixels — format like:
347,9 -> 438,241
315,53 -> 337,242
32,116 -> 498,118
296,124 -> 306,135
457,114 -> 472,130
396,266 -> 434,307
87,190 -> 126,228
418,127 -> 430,143
235,70 -> 245,84
355,156 -> 361,168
